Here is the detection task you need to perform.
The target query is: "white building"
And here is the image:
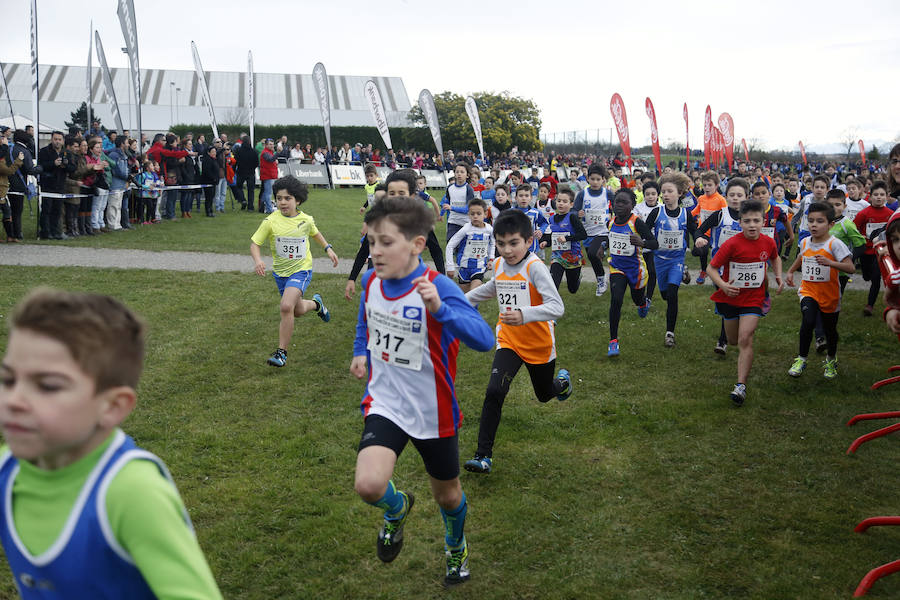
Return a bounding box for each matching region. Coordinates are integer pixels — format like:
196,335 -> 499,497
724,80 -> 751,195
2,62 -> 413,135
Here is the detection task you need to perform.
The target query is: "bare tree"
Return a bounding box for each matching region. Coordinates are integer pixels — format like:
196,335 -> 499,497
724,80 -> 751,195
839,127 -> 860,160
222,106 -> 249,127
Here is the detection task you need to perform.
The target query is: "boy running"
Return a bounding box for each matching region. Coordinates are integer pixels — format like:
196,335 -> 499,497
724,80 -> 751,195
446,198 -> 495,292
463,210 -> 572,474
250,175 -> 338,367
351,170 -> 493,587
854,180 -> 894,316
705,200 -> 784,406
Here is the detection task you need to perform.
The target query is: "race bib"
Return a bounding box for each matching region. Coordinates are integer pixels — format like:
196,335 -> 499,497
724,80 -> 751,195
866,221 -> 887,240
585,208 -> 606,227
719,227 -> 741,245
496,279 -> 528,313
657,228 -> 683,250
802,256 -> 830,282
450,195 -> 466,210
366,306 -> 425,371
274,236 -> 307,260
461,238 -> 489,263
700,209 -> 713,224
729,261 -> 765,288
761,226 -> 776,240
551,233 -> 570,252
609,231 -> 635,256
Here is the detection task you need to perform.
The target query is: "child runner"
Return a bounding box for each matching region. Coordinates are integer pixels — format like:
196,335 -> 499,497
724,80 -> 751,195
441,164 -> 475,243
0,289 -> 222,598
346,185 -> 387,300
463,209 -> 572,474
646,174 -> 699,347
360,164 -> 380,214
691,171 -> 727,284
705,200 -> 784,406
539,187 -> 587,294
415,174 -> 446,274
695,177 -> 750,354
791,175 -> 829,256
826,188 -> 867,296
633,181 -> 661,299
350,172 -> 493,587
446,198 -> 495,292
785,201 -> 854,379
854,180 -> 894,316
535,183 -> 555,223
250,175 -> 338,367
574,164 -> 612,295
844,178 -> 870,223
489,180 -> 513,224
512,184 -> 548,254
605,188 -> 658,356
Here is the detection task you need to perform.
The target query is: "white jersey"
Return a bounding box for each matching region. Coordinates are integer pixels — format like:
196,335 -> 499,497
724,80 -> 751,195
445,222 -> 495,271
444,183 -> 474,227
361,271 -> 459,439
845,198 -> 870,223
580,187 -> 611,237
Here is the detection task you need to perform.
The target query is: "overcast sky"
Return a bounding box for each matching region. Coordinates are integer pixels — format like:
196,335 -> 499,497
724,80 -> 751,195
3,0 -> 899,152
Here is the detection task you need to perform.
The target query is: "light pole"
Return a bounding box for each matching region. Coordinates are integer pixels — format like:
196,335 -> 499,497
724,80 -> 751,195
169,82 -> 175,127
175,87 -> 181,124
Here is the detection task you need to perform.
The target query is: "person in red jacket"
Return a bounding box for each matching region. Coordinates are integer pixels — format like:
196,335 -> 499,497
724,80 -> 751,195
539,169 -> 559,199
260,139 -> 279,214
146,133 -> 190,220
854,180 -> 895,316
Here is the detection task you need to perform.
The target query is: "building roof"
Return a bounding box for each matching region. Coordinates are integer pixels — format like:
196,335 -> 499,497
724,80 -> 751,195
1,62 -> 413,133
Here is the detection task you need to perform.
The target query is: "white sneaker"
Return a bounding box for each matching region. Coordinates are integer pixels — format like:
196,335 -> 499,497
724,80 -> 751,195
596,277 -> 608,296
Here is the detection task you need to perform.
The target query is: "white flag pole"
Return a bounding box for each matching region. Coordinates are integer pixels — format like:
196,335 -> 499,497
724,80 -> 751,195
190,41 -> 218,140
248,51 -> 254,147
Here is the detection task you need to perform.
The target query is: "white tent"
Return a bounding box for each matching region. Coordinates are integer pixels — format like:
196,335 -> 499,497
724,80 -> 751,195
0,114 -> 59,133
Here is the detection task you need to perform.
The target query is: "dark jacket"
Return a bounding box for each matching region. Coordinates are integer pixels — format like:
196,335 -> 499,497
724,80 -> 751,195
234,144 -> 259,176
200,153 -> 220,185
38,143 -> 67,193
180,153 -> 199,185
7,141 -> 35,194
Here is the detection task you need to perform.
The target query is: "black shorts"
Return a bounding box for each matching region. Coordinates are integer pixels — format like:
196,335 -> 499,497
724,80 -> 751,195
715,302 -> 763,320
358,414 -> 460,480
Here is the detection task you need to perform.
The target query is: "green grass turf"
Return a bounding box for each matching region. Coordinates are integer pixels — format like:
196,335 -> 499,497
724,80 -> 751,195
1,261 -> 898,598
19,187 -> 449,259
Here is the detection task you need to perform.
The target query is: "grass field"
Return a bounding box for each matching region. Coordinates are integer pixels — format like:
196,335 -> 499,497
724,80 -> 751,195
4,189 -> 900,598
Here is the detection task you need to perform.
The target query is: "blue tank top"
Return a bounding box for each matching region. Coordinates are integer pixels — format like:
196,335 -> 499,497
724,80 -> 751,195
652,206 -> 689,261
712,207 -> 742,254
608,215 -> 643,271
0,430 -> 191,599
548,212 -> 582,261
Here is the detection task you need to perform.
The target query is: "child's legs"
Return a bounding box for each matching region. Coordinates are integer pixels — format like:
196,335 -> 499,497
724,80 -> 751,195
644,254 -> 657,300
736,314 -> 760,384
722,315 -> 739,346
476,348 -> 524,457
564,266 -> 581,294
425,230 -> 445,273
629,279 -> 646,307
446,222 -> 462,245
867,260 -> 882,307
355,445 -> 399,502
523,358 -> 560,402
458,281 -> 471,293
697,243 -> 709,272
587,236 -> 607,278
550,262 -> 565,290
277,273 -> 316,349
660,283 -> 680,332
821,310 -> 840,357
798,296 -> 819,358
608,273 -> 628,340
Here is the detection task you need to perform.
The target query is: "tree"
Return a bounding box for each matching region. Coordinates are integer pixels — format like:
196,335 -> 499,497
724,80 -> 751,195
839,127 -> 860,161
869,145 -> 881,162
408,91 -> 542,154
65,101 -> 98,131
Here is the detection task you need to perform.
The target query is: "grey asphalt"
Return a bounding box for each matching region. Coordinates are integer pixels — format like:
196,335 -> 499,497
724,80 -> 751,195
0,243 -> 869,290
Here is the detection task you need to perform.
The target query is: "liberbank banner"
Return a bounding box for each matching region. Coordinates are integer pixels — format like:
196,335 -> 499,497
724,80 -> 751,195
275,162 -> 331,185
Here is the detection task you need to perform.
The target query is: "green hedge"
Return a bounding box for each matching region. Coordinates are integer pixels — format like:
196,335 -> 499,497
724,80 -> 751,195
170,123 -> 438,153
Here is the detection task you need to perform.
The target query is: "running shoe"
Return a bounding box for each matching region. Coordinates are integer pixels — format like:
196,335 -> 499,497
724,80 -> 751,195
637,298 -> 651,318
377,492 -> 415,563
696,273 -> 706,285
596,277 -> 608,296
815,337 -> 827,354
788,356 -> 807,377
664,331 -> 676,348
823,358 -> 838,380
729,383 -> 746,407
266,348 -> 287,367
556,369 -> 573,401
444,541 -> 470,587
464,455 -> 492,474
607,340 -> 620,357
863,305 -> 873,317
714,341 -> 727,355
313,293 -> 330,322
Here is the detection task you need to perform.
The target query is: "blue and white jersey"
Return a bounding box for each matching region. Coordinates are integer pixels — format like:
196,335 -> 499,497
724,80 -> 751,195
712,207 -> 742,253
445,222 -> 494,271
515,205 -> 548,253
577,187 -> 611,237
652,206 -> 690,262
355,263 -> 494,439
0,430 -> 190,600
442,182 -> 475,227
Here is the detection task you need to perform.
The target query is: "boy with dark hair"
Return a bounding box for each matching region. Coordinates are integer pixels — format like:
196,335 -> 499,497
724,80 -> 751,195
440,164 -> 475,243
360,164 -> 380,214
574,164 -> 613,295
0,289 -> 222,598
350,191 -> 493,587
785,201 -> 854,379
540,187 -> 587,294
463,209 -> 572,474
854,180 -> 894,316
705,200 -> 784,405
250,175 -> 339,367
446,197 -> 494,292
691,171 -> 726,284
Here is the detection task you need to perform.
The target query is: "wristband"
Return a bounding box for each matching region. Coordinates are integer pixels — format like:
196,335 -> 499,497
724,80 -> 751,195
324,244 -> 333,251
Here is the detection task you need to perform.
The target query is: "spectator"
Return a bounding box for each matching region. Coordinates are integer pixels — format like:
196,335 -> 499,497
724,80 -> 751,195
179,138 -> 199,218
0,129 -> 24,242
213,138 -> 227,212
104,131 -> 117,153
290,143 -> 304,161
233,134 -> 259,211
161,133 -> 186,219
24,125 -> 36,154
314,147 -> 326,164
339,142 -> 352,163
304,143 -> 314,162
106,136 -> 130,230
7,129 -> 36,241
200,146 -> 220,217
194,134 -> 207,156
259,138 -> 278,213
37,130 -> 67,239
85,138 -> 111,233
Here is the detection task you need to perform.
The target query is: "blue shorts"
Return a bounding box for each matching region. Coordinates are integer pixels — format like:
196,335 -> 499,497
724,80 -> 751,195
655,257 -> 684,291
457,266 -> 486,284
273,270 -> 312,296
